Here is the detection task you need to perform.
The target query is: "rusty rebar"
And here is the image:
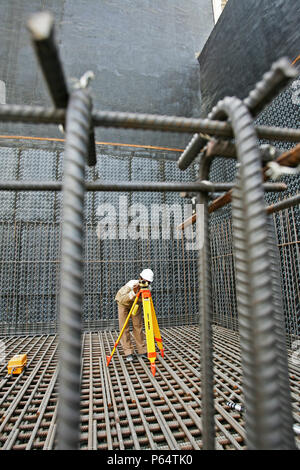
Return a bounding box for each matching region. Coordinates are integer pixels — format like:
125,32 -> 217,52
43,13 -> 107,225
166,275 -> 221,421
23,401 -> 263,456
57,89 -> 92,450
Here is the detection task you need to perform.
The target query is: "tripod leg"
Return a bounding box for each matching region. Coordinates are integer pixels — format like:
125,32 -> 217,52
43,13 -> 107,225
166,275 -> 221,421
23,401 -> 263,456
106,297 -> 139,366
142,295 -> 156,376
150,297 -> 164,357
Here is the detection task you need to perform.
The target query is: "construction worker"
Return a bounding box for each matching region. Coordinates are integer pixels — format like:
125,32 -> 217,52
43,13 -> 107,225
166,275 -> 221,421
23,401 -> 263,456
115,269 -> 154,362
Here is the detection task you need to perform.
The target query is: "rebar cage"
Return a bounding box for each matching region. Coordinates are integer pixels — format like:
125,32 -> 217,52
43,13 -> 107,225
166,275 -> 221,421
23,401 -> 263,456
0,142 -> 200,335
0,141 -> 298,342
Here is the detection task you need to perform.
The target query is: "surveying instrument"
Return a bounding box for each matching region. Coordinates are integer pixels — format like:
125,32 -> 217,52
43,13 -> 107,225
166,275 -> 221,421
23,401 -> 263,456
106,279 -> 164,376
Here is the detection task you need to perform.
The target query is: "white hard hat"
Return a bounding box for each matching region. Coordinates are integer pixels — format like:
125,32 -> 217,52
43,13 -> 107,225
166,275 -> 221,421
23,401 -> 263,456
140,268 -> 154,283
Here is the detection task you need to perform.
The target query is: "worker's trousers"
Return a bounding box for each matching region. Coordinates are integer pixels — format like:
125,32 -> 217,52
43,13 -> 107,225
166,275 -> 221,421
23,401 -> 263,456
118,303 -> 147,357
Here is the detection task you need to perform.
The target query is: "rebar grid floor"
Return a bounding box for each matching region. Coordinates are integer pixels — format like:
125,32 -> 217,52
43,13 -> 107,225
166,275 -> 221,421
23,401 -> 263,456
0,325 -> 299,450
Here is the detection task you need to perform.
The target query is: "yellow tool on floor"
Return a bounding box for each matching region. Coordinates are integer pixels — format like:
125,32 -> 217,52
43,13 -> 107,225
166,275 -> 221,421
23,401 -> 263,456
106,280 -> 164,376
7,354 -> 27,376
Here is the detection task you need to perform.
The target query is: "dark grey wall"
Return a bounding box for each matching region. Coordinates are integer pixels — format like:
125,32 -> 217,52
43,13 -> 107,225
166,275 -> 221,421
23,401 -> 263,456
198,0 -> 300,116
0,0 -> 214,148
0,1 -> 213,334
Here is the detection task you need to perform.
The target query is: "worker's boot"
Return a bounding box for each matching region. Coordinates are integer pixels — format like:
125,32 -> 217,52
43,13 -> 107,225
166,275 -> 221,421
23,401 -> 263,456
125,354 -> 136,362
137,353 -> 148,360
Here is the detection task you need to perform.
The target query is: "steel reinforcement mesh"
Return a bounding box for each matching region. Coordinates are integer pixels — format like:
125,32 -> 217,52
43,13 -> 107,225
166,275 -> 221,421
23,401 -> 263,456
0,81 -> 298,348
0,144 -> 199,335
208,78 -> 300,346
0,83 -> 299,344
0,326 -> 299,450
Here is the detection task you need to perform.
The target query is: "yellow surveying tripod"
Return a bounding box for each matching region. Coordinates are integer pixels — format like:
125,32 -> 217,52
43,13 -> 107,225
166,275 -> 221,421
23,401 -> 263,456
106,280 -> 164,376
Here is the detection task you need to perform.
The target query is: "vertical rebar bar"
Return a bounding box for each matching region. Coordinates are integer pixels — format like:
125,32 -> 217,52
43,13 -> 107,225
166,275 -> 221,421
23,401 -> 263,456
215,96 -> 296,449
197,153 -> 215,450
57,88 -> 92,449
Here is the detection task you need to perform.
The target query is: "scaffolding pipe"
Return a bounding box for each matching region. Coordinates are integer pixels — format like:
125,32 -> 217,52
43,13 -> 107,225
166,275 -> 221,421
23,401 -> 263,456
176,139 -> 282,173
0,180 -> 287,193
178,192 -> 300,231
208,143 -> 300,215
0,105 -> 300,143
267,193 -> 300,213
209,57 -> 298,121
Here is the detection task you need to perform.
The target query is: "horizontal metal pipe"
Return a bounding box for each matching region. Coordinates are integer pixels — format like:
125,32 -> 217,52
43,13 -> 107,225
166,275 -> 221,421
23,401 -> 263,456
0,105 -> 299,143
177,140 -> 282,171
0,180 -> 287,193
92,111 -> 233,136
255,125 -> 300,142
205,141 -> 282,163
267,193 -> 300,214
208,142 -> 300,214
0,105 -> 66,124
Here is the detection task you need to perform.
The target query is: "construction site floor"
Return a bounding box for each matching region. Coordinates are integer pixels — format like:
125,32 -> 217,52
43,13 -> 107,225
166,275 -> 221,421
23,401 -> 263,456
0,325 -> 299,450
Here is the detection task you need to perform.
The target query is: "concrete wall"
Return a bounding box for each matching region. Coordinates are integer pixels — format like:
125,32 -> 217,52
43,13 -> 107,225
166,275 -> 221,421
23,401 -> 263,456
198,0 -> 300,116
0,0 -> 214,149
